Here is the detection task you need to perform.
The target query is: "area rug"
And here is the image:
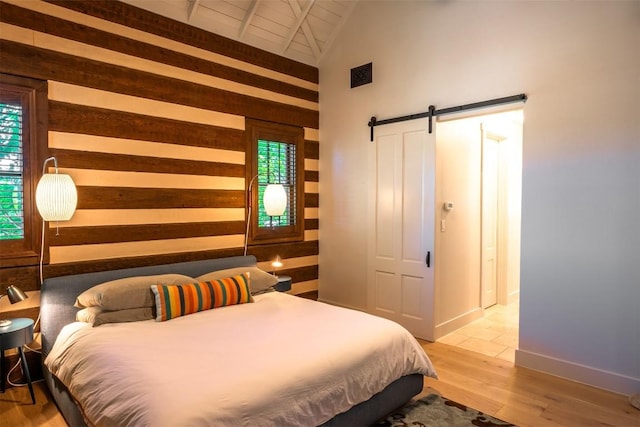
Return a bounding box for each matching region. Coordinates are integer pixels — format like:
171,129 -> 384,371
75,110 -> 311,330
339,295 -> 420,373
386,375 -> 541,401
374,393 -> 516,427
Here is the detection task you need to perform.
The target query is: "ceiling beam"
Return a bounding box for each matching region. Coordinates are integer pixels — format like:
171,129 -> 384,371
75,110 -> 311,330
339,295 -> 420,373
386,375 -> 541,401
317,0 -> 358,63
187,0 -> 201,22
239,0 -> 261,39
283,0 -> 319,59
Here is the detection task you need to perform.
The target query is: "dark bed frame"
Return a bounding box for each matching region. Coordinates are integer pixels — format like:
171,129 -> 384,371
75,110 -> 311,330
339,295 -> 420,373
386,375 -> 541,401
40,255 -> 423,426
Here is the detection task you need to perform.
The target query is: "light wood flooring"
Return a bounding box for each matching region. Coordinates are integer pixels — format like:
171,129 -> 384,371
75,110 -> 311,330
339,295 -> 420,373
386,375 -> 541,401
419,341 -> 640,426
438,301 -> 520,363
0,379 -> 66,427
2,341 -> 638,426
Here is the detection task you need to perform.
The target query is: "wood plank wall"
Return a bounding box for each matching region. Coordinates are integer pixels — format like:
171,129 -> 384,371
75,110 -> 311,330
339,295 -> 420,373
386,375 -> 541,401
0,0 -> 320,321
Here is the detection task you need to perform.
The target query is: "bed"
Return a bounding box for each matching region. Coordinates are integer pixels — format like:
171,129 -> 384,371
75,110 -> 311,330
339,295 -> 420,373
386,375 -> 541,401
40,255 -> 437,426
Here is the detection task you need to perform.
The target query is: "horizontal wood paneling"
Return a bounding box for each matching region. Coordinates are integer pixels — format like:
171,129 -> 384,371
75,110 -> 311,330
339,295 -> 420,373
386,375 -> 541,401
0,0 -> 319,309
41,240 -> 319,278
305,193 -> 320,208
0,240 -> 320,292
305,170 -> 320,182
49,102 -> 246,151
58,209 -> 245,227
45,0 -> 319,83
0,2 -> 318,103
305,140 -> 320,160
49,82 -> 244,130
305,219 -> 319,230
49,133 -> 245,166
76,187 -> 245,209
51,149 -> 245,177
48,222 -> 245,246
248,241 -> 319,262
0,267 -> 40,293
44,247 -> 244,278
281,265 -> 319,283
0,40 -> 319,129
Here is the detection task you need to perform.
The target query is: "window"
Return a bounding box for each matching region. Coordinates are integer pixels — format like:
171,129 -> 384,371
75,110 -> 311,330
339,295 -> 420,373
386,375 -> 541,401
0,74 -> 47,267
246,119 -> 304,245
1,102 -> 23,240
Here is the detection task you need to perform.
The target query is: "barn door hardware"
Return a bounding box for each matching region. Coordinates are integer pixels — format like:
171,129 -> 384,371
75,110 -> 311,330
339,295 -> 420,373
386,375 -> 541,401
368,93 -> 527,142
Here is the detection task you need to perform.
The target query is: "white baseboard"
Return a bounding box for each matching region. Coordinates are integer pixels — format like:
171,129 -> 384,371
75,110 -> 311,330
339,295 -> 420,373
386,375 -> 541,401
507,289 -> 520,305
515,348 -> 640,396
434,307 -> 483,340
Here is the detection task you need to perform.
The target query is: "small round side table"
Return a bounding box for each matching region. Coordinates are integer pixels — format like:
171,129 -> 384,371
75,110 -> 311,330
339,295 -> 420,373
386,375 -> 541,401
275,275 -> 292,292
0,317 -> 35,404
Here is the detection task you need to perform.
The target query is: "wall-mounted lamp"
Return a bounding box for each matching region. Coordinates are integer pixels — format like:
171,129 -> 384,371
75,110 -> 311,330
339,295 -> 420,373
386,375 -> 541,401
264,184 -> 287,216
0,285 -> 29,327
244,176 -> 287,256
35,156 -> 77,284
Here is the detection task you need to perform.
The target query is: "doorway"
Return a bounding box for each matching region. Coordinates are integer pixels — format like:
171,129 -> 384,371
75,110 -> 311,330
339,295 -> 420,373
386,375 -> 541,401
433,109 -> 523,361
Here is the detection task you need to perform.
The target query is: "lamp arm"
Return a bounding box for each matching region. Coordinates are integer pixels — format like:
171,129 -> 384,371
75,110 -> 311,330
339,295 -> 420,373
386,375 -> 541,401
41,156 -> 58,175
247,174 -> 259,210
39,156 -> 57,285
39,218 -> 46,285
244,175 -> 259,256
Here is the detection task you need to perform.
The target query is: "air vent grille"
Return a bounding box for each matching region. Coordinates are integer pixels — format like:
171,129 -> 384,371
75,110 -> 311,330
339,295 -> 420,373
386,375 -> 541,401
351,63 -> 372,88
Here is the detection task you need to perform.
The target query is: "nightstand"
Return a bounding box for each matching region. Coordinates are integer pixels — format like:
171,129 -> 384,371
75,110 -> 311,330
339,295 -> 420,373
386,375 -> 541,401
274,275 -> 292,292
0,318 -> 35,404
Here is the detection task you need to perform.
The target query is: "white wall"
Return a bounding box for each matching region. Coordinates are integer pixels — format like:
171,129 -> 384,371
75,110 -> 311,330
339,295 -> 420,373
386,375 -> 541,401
319,1 -> 639,394
433,118 -> 483,335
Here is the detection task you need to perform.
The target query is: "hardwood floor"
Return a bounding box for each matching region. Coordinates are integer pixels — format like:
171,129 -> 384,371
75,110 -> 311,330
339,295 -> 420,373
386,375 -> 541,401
1,342 -> 638,426
0,380 -> 66,427
419,341 -> 640,427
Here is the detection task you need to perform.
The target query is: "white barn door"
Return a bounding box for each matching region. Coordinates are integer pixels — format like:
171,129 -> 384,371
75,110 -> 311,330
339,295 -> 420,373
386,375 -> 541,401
367,119 -> 435,341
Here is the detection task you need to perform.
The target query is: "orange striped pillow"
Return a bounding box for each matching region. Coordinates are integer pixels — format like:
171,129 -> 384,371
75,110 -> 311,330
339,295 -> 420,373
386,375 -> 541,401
150,273 -> 252,321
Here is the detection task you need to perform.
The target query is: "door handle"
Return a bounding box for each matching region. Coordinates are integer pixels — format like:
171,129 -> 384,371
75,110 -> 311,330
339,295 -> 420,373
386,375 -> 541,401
426,251 -> 431,268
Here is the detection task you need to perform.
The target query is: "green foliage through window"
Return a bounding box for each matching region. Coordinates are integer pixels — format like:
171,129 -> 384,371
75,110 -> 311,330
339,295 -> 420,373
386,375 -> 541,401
0,102 -> 24,240
257,139 -> 296,228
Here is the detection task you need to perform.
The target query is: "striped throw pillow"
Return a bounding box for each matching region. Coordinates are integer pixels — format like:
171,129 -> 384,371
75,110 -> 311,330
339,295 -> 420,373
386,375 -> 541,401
151,273 -> 252,321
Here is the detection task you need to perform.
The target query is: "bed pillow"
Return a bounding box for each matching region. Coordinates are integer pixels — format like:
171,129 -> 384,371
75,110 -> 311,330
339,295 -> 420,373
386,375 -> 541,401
76,306 -> 153,327
196,266 -> 278,294
151,273 -> 252,322
75,274 -> 195,310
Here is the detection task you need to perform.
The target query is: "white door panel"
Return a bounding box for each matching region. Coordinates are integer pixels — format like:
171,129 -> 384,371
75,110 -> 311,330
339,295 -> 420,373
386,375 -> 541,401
368,119 -> 435,340
375,135 -> 396,260
374,271 -> 399,313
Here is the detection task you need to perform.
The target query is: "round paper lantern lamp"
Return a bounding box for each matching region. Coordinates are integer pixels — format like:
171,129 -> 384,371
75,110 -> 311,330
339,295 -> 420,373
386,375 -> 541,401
35,173 -> 78,221
263,184 -> 287,216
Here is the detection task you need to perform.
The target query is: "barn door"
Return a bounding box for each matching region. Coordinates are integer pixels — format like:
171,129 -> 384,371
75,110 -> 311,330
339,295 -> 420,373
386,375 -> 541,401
367,119 -> 435,340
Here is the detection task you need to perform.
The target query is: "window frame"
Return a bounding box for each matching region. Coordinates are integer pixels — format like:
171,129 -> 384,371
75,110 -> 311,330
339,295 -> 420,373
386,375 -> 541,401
0,74 -> 47,268
245,118 -> 304,246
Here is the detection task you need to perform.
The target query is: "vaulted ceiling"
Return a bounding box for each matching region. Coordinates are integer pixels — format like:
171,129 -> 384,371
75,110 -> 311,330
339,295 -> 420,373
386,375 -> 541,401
121,0 -> 359,67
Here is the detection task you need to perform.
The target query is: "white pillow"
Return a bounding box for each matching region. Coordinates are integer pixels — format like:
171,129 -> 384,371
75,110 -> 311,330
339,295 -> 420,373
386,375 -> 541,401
76,306 -> 153,327
196,267 -> 278,294
75,274 -> 195,310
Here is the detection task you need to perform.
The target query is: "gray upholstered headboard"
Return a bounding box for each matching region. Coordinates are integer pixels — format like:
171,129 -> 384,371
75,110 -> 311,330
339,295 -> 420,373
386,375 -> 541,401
40,255 -> 257,357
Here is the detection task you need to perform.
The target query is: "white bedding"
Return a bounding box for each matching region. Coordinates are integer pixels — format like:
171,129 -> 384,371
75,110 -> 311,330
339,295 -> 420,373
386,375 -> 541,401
45,292 -> 437,427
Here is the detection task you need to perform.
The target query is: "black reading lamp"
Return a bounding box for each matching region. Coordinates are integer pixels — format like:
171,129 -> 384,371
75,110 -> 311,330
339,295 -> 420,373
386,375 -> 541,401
0,285 -> 29,327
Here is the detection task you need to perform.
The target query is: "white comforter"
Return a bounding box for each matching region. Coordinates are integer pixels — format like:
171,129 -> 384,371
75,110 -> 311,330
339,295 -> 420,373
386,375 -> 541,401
45,292 -> 437,427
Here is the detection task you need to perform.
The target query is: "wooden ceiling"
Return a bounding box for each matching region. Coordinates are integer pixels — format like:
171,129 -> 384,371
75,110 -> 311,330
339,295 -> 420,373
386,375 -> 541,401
121,0 -> 359,66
